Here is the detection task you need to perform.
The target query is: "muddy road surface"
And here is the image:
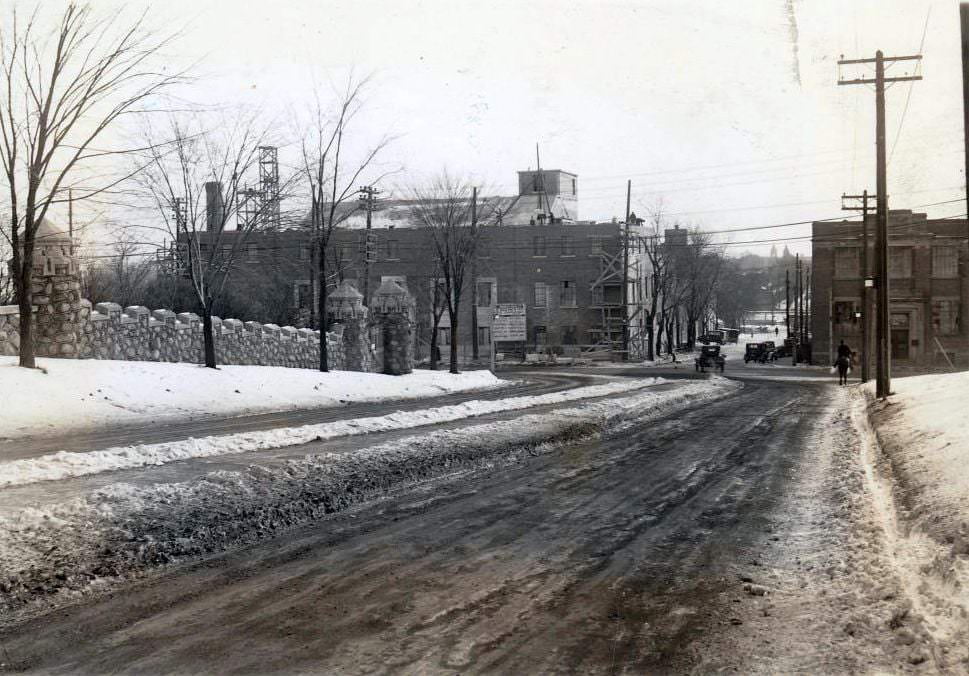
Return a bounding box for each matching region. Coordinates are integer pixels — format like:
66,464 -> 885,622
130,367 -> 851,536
0,373 -> 878,674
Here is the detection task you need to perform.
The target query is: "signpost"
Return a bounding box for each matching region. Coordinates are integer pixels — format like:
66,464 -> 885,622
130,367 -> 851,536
491,303 -> 526,371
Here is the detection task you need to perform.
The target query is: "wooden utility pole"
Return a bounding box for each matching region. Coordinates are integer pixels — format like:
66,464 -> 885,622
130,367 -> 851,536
961,4 -> 969,360
359,185 -> 380,304
793,256 -> 799,366
842,191 -> 876,382
839,50 -> 921,398
622,179 -> 631,361
785,268 -> 791,339
470,186 -> 479,361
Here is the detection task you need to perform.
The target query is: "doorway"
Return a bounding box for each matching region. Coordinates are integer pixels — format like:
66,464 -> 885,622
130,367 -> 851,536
891,329 -> 910,360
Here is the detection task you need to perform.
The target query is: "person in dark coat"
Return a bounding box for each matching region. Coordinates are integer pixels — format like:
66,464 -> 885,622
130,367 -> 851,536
835,340 -> 851,386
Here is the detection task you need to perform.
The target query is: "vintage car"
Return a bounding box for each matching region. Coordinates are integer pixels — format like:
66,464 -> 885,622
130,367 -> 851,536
773,338 -> 796,359
695,344 -> 725,372
698,332 -> 724,345
744,341 -> 777,364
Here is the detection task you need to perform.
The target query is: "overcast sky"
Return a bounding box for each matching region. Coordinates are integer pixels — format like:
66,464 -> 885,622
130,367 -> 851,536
86,0 -> 968,255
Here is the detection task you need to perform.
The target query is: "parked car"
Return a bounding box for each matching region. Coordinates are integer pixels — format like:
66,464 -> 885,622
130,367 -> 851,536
695,344 -> 725,373
745,341 -> 777,364
698,332 -> 724,345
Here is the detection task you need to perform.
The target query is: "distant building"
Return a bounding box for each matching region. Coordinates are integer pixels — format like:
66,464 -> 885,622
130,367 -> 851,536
186,168 -> 653,362
811,210 -> 969,369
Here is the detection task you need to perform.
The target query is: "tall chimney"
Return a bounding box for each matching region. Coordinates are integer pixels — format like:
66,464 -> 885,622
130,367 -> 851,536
205,182 -> 225,232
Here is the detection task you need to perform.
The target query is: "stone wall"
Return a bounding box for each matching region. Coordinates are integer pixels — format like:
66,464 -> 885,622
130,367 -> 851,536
0,300 -> 364,371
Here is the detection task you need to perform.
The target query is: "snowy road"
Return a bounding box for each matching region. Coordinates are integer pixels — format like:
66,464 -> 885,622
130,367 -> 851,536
1,363 -> 935,674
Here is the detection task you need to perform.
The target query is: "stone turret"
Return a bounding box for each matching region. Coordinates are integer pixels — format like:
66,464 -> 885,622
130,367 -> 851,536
30,219 -> 83,357
370,279 -> 415,375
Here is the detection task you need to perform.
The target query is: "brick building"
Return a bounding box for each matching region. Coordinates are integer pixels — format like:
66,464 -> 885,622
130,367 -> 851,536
189,168 -> 651,362
811,210 -> 969,369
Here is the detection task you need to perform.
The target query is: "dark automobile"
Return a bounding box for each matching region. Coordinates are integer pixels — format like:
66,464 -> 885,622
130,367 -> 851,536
695,344 -> 725,373
745,341 -> 777,364
773,338 -> 796,359
698,332 -> 724,345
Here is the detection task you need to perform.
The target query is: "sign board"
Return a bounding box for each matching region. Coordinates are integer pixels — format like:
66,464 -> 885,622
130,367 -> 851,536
493,303 -> 526,342
495,303 -> 526,316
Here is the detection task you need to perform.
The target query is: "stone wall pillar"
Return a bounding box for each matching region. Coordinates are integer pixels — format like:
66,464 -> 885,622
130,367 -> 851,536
370,279 -> 416,376
29,219 -> 82,358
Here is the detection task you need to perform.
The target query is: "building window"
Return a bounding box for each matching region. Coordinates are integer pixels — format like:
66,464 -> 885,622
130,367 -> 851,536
295,283 -> 311,309
932,246 -> 958,279
932,299 -> 960,336
889,247 -> 913,278
383,238 -> 399,260
534,282 -> 548,307
561,235 -> 574,256
299,245 -> 310,261
832,299 -> 861,330
562,325 -> 577,345
589,235 -> 605,255
571,178 -> 576,196
560,280 -> 577,307
533,236 -> 547,256
246,243 -> 258,262
438,327 -> 451,345
592,286 -> 604,306
478,236 -> 491,258
834,247 -> 860,279
478,327 -> 491,345
477,281 -> 494,307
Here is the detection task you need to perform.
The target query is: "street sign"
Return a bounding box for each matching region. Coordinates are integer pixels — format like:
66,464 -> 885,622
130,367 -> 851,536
493,303 -> 526,342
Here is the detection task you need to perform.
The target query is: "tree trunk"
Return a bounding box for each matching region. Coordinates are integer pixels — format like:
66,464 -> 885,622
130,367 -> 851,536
646,321 -> 654,361
16,273 -> 35,368
449,309 -> 460,374
15,226 -> 35,369
318,241 -> 329,372
201,305 -> 217,368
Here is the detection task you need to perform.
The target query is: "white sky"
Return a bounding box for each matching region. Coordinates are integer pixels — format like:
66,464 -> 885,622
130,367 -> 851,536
80,0 -> 969,255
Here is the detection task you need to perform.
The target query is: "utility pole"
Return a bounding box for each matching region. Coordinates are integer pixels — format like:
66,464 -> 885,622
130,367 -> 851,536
839,50 -> 921,399
961,4 -> 969,361
785,268 -> 791,339
622,179 -> 631,361
795,254 -> 801,365
842,191 -> 876,382
470,186 -> 479,361
801,263 -> 811,345
359,185 -> 380,304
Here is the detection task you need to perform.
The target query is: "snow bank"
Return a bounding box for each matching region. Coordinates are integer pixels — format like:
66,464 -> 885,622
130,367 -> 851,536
858,376 -> 969,661
0,378 -> 664,487
0,357 -> 503,438
0,376 -> 741,614
865,372 -> 969,541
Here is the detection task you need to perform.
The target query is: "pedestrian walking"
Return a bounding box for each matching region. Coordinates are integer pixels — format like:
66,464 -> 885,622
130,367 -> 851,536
835,340 -> 852,386
774,326 -> 779,337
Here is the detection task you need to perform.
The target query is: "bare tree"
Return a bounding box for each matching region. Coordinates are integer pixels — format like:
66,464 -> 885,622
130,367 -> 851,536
409,172 -> 491,375
134,112 -> 279,368
296,77 -> 394,372
0,3 -> 182,367
642,208 -> 672,361
83,230 -> 153,306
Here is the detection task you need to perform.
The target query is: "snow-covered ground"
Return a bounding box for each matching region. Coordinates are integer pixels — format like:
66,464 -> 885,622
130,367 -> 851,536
0,376 -> 741,615
0,378 -> 665,487
857,374 -> 969,666
0,357 -> 504,439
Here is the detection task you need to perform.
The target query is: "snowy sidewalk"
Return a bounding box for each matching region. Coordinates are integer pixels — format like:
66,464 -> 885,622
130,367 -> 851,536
860,374 -> 969,662
0,357 -> 504,439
